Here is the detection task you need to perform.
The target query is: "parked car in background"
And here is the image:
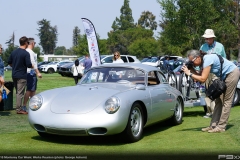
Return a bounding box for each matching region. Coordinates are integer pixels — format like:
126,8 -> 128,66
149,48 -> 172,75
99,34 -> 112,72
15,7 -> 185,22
28,63 -> 184,143
58,57 -> 85,77
39,60 -> 73,74
101,55 -> 140,64
142,56 -> 182,68
4,65 -> 12,71
58,62 -> 74,77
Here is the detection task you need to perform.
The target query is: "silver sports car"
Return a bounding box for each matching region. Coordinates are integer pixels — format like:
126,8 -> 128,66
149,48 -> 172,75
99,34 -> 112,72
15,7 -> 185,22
28,63 -> 184,143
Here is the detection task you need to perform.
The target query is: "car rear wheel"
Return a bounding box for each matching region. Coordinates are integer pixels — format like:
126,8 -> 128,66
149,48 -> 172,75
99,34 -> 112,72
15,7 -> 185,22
47,68 -> 54,74
122,102 -> 144,143
170,97 -> 183,125
233,89 -> 240,106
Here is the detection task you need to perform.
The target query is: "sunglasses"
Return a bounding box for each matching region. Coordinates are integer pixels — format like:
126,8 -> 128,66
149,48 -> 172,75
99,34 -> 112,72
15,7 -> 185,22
114,55 -> 119,57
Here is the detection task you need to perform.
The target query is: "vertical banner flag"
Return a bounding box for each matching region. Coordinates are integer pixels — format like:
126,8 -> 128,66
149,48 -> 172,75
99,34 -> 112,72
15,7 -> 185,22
81,18 -> 101,67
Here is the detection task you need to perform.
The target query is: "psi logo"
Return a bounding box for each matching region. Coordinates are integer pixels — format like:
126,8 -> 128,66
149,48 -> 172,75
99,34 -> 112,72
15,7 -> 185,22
218,155 -> 240,159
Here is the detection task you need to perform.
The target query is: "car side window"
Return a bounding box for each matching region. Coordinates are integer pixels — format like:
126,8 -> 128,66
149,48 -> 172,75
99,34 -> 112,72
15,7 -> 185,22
102,56 -> 113,63
147,71 -> 160,86
157,71 -> 167,83
121,56 -> 128,63
127,56 -> 134,62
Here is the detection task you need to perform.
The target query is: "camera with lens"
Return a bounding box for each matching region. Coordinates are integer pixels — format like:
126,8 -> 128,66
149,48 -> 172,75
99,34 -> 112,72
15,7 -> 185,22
185,61 -> 194,69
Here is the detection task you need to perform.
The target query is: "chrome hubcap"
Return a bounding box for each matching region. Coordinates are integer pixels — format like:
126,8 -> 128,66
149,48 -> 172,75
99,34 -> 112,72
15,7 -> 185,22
130,107 -> 142,137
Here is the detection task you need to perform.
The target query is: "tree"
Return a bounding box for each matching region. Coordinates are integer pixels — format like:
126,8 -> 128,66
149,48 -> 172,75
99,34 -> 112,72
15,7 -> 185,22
157,0 -> 236,56
137,11 -> 158,30
107,27 -> 154,54
128,38 -> 160,58
37,19 -> 58,55
5,32 -> 15,47
73,34 -> 88,56
111,0 -> 135,31
54,46 -> 66,55
73,26 -> 80,47
2,45 -> 18,66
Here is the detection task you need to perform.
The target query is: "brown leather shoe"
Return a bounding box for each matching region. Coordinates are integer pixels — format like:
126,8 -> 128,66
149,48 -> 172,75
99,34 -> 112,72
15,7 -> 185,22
17,110 -> 28,115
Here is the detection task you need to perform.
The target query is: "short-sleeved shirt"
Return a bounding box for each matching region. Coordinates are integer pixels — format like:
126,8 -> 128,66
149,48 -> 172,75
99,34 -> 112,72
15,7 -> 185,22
26,48 -> 37,73
200,41 -> 226,58
203,54 -> 236,80
8,48 -> 32,79
83,58 -> 92,70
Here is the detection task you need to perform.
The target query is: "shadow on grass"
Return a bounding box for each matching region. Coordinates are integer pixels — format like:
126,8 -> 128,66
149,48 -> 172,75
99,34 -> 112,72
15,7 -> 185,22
180,124 -> 234,132
31,120 -> 175,145
183,110 -> 205,117
0,111 -> 11,116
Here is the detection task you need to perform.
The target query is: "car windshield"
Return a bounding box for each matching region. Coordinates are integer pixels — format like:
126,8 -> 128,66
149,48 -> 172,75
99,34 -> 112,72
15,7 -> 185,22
145,57 -> 158,62
80,67 -> 145,85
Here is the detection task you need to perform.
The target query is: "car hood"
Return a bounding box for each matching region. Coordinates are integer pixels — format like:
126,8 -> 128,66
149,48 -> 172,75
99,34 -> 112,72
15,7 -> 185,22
48,84 -> 132,114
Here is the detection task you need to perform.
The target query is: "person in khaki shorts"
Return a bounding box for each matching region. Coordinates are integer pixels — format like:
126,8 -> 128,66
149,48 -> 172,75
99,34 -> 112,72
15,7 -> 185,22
182,50 -> 238,133
200,29 -> 226,118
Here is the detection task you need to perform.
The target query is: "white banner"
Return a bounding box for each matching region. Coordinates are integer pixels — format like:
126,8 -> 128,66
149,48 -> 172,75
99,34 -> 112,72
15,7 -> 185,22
81,18 -> 101,67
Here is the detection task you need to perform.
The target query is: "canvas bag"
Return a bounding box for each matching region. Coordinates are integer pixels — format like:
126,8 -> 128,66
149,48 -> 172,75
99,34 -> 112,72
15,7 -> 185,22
205,55 -> 227,101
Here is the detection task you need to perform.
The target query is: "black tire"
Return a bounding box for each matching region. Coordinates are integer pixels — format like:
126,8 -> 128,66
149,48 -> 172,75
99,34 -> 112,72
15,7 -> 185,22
170,97 -> 183,125
37,132 -> 54,138
47,68 -> 54,74
167,71 -> 177,89
233,89 -> 240,106
122,102 -> 144,143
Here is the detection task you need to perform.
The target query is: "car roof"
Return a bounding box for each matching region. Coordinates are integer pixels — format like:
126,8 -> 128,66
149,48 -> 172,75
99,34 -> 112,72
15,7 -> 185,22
91,63 -> 160,72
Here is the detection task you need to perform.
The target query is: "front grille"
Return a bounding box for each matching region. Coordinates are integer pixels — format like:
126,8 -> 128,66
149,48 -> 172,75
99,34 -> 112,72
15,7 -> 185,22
46,128 -> 87,135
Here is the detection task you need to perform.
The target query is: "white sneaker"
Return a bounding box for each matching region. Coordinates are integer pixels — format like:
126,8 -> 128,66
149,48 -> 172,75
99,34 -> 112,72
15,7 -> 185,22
203,113 -> 212,118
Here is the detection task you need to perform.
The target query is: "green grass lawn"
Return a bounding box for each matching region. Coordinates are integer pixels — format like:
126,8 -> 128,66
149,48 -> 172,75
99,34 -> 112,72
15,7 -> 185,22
0,71 -> 240,160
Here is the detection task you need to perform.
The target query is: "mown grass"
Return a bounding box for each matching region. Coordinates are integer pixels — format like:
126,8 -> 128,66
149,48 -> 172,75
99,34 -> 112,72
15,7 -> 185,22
0,71 -> 240,160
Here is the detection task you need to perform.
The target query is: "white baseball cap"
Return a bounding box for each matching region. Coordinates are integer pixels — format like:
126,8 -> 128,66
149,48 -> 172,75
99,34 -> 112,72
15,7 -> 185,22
202,29 -> 216,38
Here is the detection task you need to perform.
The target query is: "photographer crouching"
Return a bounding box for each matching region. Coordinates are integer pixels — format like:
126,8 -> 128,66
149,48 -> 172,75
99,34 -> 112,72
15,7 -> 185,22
181,49 -> 239,133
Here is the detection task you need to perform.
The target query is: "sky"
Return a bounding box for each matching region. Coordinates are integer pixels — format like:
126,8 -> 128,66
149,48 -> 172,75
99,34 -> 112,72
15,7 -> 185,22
0,0 -> 161,50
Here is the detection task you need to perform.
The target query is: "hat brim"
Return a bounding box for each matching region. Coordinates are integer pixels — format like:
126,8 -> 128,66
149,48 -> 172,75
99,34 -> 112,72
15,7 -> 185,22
202,35 -> 216,38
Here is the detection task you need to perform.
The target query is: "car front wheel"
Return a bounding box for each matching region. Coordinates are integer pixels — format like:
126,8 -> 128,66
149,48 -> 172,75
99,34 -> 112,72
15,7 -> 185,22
122,102 -> 144,143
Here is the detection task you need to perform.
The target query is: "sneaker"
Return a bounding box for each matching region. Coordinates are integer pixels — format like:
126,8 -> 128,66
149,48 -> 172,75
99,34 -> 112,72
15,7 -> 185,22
22,106 -> 28,112
208,127 -> 225,133
203,113 -> 212,118
17,110 -> 28,115
202,126 -> 213,132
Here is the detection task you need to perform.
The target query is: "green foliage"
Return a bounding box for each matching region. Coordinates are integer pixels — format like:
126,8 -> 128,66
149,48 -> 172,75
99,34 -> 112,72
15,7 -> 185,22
158,0 -> 238,57
2,45 -> 18,66
98,39 -> 108,54
72,26 -> 80,47
54,46 -> 66,55
137,11 -> 158,30
107,27 -> 154,54
111,0 -> 135,31
37,19 -> 58,55
73,34 -> 88,57
128,38 -> 160,58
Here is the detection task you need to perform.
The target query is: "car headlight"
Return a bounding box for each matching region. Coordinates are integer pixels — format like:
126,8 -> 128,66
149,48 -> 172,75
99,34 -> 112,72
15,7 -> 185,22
104,96 -> 120,114
29,95 -> 43,111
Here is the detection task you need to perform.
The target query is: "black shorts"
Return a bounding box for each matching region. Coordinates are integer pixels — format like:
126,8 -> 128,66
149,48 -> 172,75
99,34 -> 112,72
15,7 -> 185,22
26,73 -> 37,91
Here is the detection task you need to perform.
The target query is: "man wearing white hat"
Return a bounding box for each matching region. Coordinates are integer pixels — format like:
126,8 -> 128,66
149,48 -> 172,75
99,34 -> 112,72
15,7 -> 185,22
200,29 -> 226,57
200,29 -> 226,120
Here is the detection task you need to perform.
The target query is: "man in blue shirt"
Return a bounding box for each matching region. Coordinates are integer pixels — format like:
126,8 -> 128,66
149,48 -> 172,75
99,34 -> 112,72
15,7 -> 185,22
8,36 -> 33,114
200,29 -> 226,119
83,54 -> 92,74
